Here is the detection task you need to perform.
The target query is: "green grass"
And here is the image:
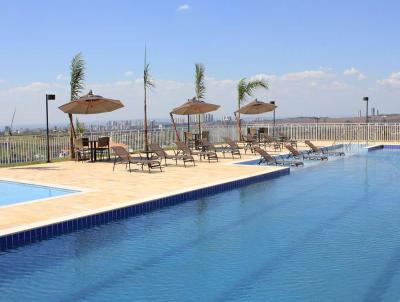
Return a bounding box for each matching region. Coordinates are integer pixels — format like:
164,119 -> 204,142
0,157 -> 70,168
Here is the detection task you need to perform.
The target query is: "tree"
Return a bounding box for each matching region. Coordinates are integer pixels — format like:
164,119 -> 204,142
236,77 -> 268,139
143,48 -> 155,151
194,63 -> 206,134
69,53 -> 85,158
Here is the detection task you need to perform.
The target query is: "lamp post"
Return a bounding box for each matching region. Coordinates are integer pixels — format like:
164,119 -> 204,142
270,101 -> 276,137
363,97 -> 369,124
46,94 -> 56,163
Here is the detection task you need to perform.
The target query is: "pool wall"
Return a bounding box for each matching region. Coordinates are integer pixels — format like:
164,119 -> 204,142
0,167 -> 289,251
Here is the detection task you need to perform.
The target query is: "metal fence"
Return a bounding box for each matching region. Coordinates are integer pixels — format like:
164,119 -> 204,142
1,123 -> 399,165
246,123 -> 400,142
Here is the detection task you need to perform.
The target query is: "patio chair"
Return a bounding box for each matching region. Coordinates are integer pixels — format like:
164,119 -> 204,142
305,140 -> 345,156
175,141 -> 218,162
284,144 -> 328,161
148,143 -> 195,167
242,134 -> 259,153
253,146 -> 303,167
111,146 -> 162,173
184,131 -> 195,149
96,136 -> 111,161
74,137 -> 89,162
201,131 -> 210,141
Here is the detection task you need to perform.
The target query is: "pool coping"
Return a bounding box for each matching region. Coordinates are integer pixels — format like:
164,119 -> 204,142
0,165 -> 290,251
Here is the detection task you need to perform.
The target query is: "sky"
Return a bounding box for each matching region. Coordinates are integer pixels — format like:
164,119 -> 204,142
0,0 -> 399,126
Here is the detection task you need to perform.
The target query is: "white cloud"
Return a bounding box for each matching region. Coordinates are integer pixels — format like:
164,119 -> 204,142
124,71 -> 134,77
177,4 -> 190,11
343,67 -> 366,80
281,70 -> 331,81
116,80 -> 133,86
377,72 -> 400,88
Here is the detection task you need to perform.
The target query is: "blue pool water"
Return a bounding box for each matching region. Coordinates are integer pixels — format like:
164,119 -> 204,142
0,181 -> 76,207
1,147 -> 400,301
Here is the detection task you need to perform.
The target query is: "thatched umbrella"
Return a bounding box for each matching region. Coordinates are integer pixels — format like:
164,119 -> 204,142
59,90 -> 124,114
170,97 -> 220,141
234,99 -> 276,138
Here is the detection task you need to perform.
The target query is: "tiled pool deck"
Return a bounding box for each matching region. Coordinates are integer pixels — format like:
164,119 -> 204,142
0,141 -> 396,250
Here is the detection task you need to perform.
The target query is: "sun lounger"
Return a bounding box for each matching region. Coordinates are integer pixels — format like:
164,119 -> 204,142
175,141 -> 218,162
222,137 -> 243,158
284,144 -> 328,161
305,140 -> 345,156
111,146 -> 162,173
253,146 -> 303,167
148,143 -> 195,167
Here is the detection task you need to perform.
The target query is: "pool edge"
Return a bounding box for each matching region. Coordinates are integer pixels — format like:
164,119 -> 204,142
0,167 -> 289,252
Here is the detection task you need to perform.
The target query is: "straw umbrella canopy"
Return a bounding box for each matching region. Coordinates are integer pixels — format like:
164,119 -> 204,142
59,90 -> 124,114
235,99 -> 275,115
170,97 -> 220,141
234,99 -> 276,138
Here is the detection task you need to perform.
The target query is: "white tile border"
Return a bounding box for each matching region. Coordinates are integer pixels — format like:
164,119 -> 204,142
0,166 -> 288,237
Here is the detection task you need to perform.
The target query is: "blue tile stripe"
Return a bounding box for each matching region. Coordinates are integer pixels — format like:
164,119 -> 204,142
383,145 -> 400,149
0,168 -> 289,252
368,145 -> 400,152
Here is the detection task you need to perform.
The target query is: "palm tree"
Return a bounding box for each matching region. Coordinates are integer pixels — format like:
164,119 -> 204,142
143,48 -> 155,151
194,63 -> 206,133
69,53 -> 85,158
236,77 -> 268,139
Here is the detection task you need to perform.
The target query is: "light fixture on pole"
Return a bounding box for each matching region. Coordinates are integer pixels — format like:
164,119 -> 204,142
46,94 -> 56,163
363,97 -> 369,124
270,101 -> 276,137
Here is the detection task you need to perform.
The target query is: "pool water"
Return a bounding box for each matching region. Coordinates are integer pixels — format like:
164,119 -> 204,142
0,180 -> 77,207
1,147 -> 400,301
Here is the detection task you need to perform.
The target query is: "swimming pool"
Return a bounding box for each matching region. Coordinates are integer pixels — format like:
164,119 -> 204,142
0,147 -> 399,301
0,180 -> 77,207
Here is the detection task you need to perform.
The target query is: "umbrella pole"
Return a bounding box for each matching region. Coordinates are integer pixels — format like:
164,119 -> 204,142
170,113 -> 181,142
198,114 -> 201,138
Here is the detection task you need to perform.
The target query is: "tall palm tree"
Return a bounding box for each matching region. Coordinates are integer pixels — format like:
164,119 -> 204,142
69,53 -> 85,158
143,48 -> 155,151
236,77 -> 268,139
194,63 -> 206,133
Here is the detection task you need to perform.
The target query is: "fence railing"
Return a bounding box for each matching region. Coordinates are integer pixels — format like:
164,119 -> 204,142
246,123 -> 400,142
1,123 -> 399,165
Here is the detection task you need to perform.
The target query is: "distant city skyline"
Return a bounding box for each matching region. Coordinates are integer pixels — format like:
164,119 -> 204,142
1,0 -> 399,127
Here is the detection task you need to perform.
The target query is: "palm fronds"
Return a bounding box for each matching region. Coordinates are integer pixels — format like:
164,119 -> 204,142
236,77 -> 268,140
70,53 -> 85,101
144,63 -> 155,89
195,63 -> 206,100
237,77 -> 268,104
